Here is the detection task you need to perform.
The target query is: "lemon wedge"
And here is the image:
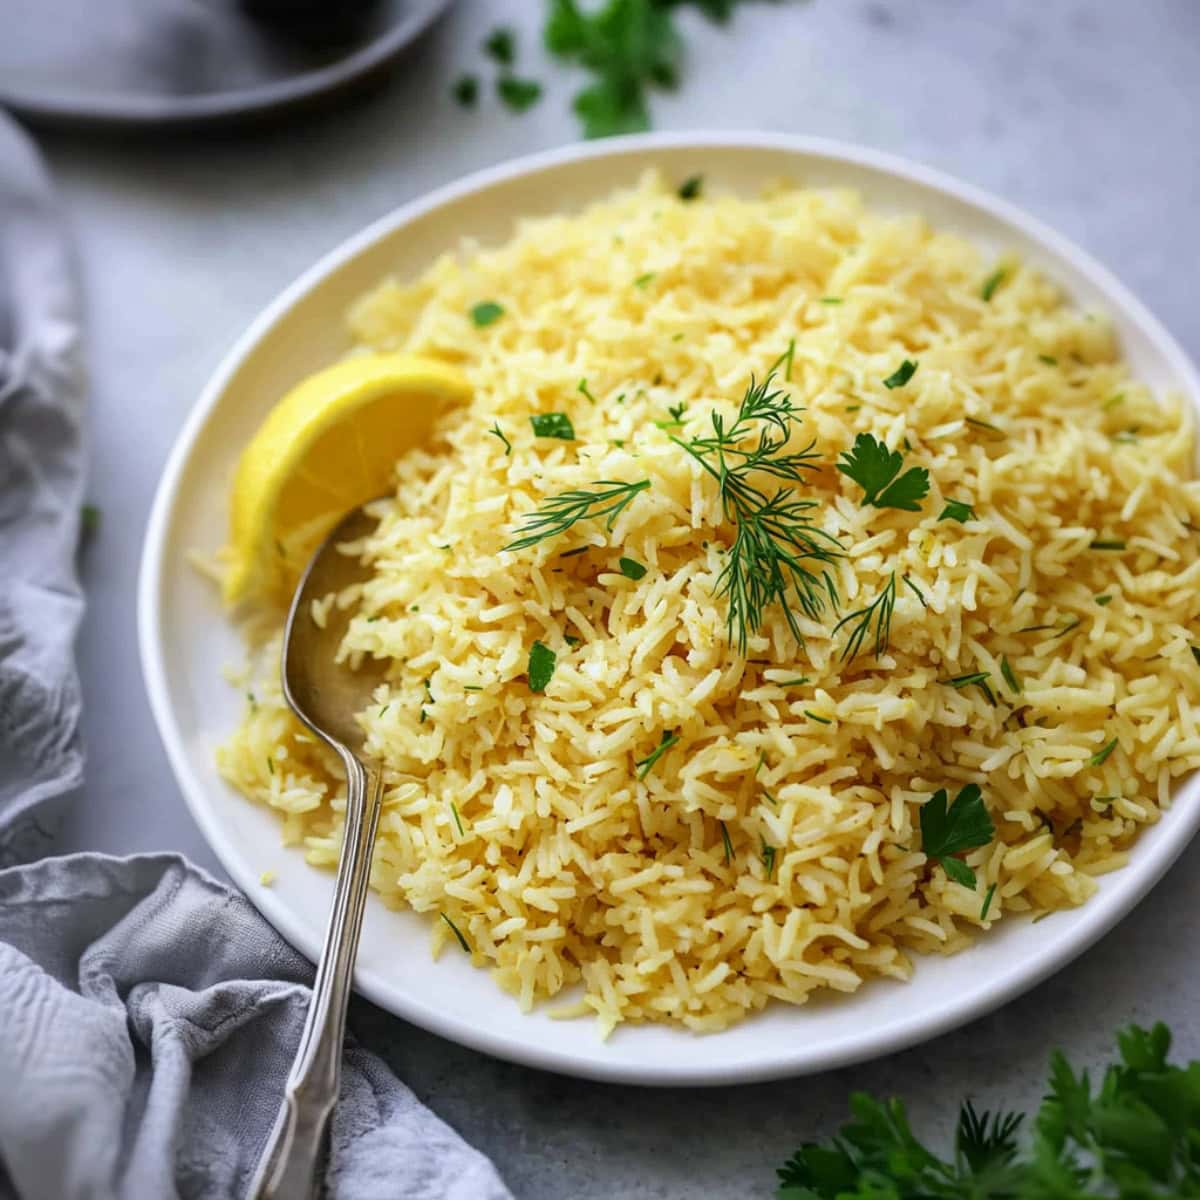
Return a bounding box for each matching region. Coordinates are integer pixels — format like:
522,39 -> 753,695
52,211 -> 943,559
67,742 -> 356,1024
223,353 -> 471,607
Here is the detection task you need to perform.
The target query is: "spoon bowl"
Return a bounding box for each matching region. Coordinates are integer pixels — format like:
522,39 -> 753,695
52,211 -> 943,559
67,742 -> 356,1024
250,501 -> 388,1200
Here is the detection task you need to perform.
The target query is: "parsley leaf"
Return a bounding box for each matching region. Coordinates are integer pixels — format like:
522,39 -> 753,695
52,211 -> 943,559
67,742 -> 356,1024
497,76 -> 543,112
919,783 -> 994,888
452,75 -> 479,107
484,26 -> 516,65
470,300 -> 505,327
882,358 -> 918,389
530,412 -> 576,440
777,1021 -> 1199,1198
618,556 -> 647,580
939,498 -> 976,523
837,433 -> 930,511
527,641 -> 557,692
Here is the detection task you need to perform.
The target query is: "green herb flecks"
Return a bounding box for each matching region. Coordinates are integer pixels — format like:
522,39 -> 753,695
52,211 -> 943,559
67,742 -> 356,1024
804,710 -> 832,724
488,422 -> 512,455
1000,655 -> 1021,695
1038,354 -> 1058,366
673,372 -> 840,654
81,503 -> 101,537
901,574 -> 928,609
678,174 -> 703,200
636,730 -> 679,780
633,271 -> 656,289
529,412 -> 576,441
965,415 -> 1004,438
769,338 -> 796,382
618,556 -> 647,580
939,499 -> 976,523
483,26 -> 516,65
719,820 -> 733,864
577,378 -> 597,404
505,478 -> 651,551
527,641 -> 557,693
470,300 -> 505,327
837,433 -> 930,511
452,75 -> 479,107
449,801 -> 465,837
820,296 -> 843,305
497,76 -> 543,112
939,671 -> 996,706
981,267 -> 1007,301
980,882 -> 998,921
919,783 -> 994,889
1090,538 -> 1127,550
1095,593 -> 1113,606
835,572 -> 897,662
1088,737 -> 1118,767
440,912 -> 470,953
761,838 -> 777,879
882,358 -> 918,389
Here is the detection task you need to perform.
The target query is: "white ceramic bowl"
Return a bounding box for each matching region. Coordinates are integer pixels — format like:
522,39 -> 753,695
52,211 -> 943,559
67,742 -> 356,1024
139,133 -> 1200,1086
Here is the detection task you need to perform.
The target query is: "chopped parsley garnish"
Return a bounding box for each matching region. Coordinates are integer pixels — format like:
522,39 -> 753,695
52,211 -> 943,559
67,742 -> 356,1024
505,478 -> 651,551
483,26 -> 516,65
1103,392 -> 1126,410
919,783 -> 994,888
755,749 -> 767,777
1090,538 -> 1126,550
462,685 -> 483,692
761,838 -> 777,879
497,76 -> 543,112
527,641 -> 557,693
633,271 -> 656,288
901,574 -> 928,608
939,499 -> 976,523
488,422 -> 512,455
559,545 -> 589,559
452,75 -> 479,107
678,174 -> 703,200
940,671 -> 996,706
266,757 -> 274,776
837,433 -> 930,511
635,730 -> 679,779
820,296 -> 843,305
1095,593 -> 1113,606
378,702 -> 389,716
449,801 -> 465,836
564,633 -> 582,647
980,882 -> 997,921
775,676 -> 809,686
440,912 -> 470,953
835,573 -> 896,661
618,556 -> 647,580
1088,737 -> 1118,767
804,710 -> 832,724
981,267 -> 1007,301
672,372 -> 839,653
1000,655 -> 1021,694
578,378 -> 596,404
470,300 -> 505,327
845,405 -> 861,413
1038,354 -> 1058,365
529,412 -> 576,440
719,820 -> 733,864
882,358 -> 918,389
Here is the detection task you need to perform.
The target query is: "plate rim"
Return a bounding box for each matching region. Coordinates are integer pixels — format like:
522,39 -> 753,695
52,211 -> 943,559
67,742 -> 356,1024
0,0 -> 452,128
138,130 -> 1200,1085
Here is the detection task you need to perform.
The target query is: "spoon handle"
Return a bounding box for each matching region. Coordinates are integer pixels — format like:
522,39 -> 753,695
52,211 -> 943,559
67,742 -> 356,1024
248,753 -> 384,1200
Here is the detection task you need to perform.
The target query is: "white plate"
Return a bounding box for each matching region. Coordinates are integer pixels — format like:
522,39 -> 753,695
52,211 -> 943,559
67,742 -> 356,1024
139,133 -> 1200,1086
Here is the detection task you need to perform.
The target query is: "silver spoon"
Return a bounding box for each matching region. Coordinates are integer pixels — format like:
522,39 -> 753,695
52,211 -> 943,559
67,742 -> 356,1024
249,503 -> 389,1200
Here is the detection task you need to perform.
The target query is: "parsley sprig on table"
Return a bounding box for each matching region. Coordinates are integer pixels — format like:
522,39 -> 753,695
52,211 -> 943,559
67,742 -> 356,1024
777,1022 -> 1200,1198
672,372 -> 840,653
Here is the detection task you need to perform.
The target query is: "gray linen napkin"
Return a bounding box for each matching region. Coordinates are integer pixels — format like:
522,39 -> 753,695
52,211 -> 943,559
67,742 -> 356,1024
0,112 -> 513,1200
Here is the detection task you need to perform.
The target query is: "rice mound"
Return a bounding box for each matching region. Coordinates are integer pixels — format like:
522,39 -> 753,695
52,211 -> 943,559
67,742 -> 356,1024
218,172 -> 1200,1036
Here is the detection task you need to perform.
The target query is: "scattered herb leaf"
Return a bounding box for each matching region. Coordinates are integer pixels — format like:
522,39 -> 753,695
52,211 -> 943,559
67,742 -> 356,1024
450,801 -> 465,836
678,174 -> 703,200
835,573 -> 897,661
618,556 -> 647,580
837,433 -> 930,511
636,729 -> 679,779
981,267 -> 1007,301
804,710 -> 832,724
882,358 -> 918,389
527,641 -> 557,693
505,478 -> 651,551
483,26 -> 516,65
488,422 -> 512,455
497,76 -> 543,112
939,499 -> 976,523
530,412 -> 576,441
452,75 -> 479,107
901,574 -> 928,609
719,820 -> 733,864
980,882 -> 997,921
470,300 -> 505,327
919,783 -> 994,889
1000,655 -> 1021,695
1090,538 -> 1126,550
440,912 -> 470,953
1088,738 -> 1118,767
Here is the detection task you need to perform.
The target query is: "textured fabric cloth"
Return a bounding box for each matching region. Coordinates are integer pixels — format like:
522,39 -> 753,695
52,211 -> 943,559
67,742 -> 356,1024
0,112 -> 512,1200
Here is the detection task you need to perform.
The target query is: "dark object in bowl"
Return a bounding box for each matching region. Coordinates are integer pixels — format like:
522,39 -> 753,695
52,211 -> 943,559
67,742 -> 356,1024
0,0 -> 452,131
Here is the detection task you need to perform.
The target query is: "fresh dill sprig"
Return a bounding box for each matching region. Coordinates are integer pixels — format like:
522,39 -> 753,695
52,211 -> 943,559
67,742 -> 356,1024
636,730 -> 679,780
672,372 -> 840,653
834,572 -> 896,661
504,479 -> 651,551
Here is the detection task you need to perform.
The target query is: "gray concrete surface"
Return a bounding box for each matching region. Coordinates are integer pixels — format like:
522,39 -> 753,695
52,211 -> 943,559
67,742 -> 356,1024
36,1 -> 1200,1195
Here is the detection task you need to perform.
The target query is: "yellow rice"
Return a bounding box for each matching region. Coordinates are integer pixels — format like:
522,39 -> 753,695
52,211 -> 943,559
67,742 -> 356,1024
218,172 -> 1200,1036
